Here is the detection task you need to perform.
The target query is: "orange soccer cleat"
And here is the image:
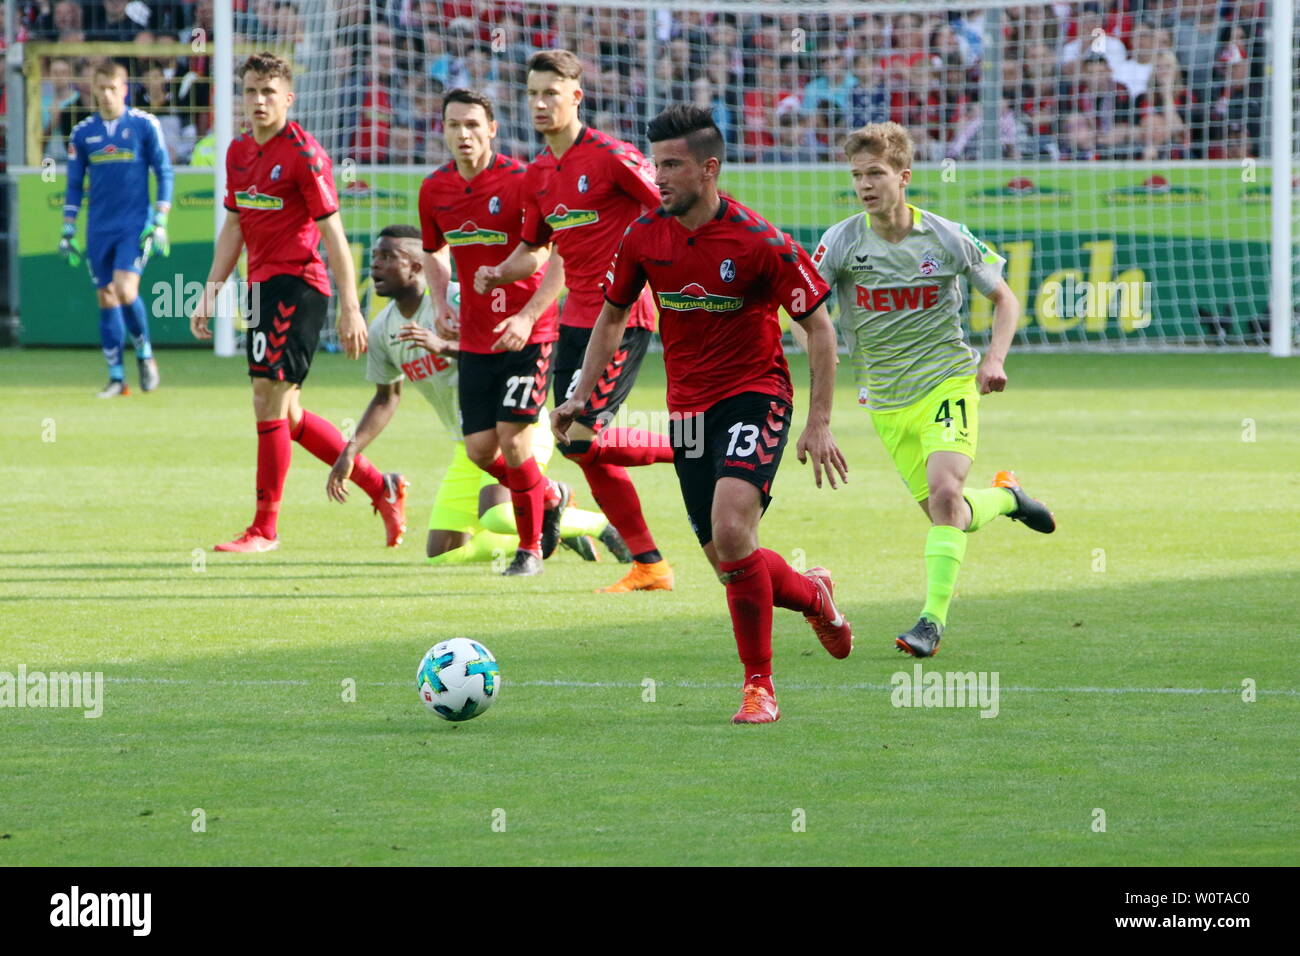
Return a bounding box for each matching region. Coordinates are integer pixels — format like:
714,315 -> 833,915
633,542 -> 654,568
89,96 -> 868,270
214,528 -> 280,553
373,472 -> 409,547
803,566 -> 853,659
731,684 -> 781,724
596,558 -> 674,593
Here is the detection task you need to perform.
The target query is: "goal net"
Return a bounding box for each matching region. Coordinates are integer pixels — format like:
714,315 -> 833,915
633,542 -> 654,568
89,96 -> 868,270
210,0 -> 1297,351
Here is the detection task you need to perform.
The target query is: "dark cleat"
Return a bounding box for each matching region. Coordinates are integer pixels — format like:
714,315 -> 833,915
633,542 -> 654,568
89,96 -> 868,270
501,549 -> 543,577
540,480 -> 572,559
138,356 -> 160,392
895,617 -> 943,658
597,522 -> 633,563
560,534 -> 599,561
992,470 -> 1056,534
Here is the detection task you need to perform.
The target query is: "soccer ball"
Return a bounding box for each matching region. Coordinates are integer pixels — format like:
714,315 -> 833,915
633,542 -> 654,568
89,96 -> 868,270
417,638 -> 500,721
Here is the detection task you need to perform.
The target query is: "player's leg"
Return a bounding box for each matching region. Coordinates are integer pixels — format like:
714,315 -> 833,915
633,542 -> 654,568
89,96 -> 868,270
211,375 -> 297,551
110,258 -> 158,392
427,443 -> 514,564
496,419 -> 546,558
896,377 -> 984,655
491,341 -> 558,576
89,239 -> 128,396
556,326 -> 671,591
253,277 -> 407,545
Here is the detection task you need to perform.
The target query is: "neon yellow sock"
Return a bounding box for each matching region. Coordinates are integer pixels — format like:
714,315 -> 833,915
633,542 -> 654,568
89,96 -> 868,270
921,525 -> 967,627
480,500 -> 609,539
479,503 -> 516,536
963,487 -> 1015,532
427,529 -> 516,565
560,506 -> 609,537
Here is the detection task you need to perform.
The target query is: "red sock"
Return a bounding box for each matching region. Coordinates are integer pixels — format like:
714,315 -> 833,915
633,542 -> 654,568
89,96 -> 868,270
758,548 -> 821,615
481,454 -> 508,483
506,457 -> 545,553
253,419 -> 291,538
594,427 -> 674,466
719,550 -> 773,690
291,410 -> 384,500
578,460 -> 657,555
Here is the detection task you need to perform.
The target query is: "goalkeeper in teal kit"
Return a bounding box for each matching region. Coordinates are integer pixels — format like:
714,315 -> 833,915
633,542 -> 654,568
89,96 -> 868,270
61,61 -> 173,397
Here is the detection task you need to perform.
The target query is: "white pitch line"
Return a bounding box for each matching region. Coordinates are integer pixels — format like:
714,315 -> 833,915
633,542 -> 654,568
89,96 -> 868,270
102,676 -> 1299,696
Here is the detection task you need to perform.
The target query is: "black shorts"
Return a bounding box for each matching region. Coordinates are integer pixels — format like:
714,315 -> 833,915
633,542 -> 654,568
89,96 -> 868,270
245,274 -> 329,385
457,341 -> 555,436
671,391 -> 793,547
554,324 -> 653,430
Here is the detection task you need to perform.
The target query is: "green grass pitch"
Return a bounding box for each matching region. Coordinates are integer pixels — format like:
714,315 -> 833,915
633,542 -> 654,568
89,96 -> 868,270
1,348 -> 1296,866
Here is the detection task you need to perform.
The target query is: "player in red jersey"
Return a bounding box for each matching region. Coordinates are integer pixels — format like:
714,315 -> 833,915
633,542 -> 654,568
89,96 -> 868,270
189,53 -> 407,553
418,89 -> 566,576
477,49 -> 675,593
554,105 -> 852,725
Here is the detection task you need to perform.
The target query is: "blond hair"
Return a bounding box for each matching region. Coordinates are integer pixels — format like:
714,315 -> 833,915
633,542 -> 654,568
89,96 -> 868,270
843,122 -> 915,171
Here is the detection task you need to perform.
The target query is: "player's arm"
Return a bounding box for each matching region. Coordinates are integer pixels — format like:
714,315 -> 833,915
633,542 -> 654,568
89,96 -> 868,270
327,382 -> 401,503
317,211 -> 367,359
141,116 -> 174,255
59,134 -> 87,266
794,303 -> 849,489
190,212 -> 245,340
551,299 -> 631,442
474,240 -> 550,295
421,247 -> 458,339
977,277 -> 1019,394
492,249 -> 565,352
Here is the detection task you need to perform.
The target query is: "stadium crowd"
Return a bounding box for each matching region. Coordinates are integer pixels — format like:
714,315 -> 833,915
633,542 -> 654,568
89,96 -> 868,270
12,0 -> 1268,166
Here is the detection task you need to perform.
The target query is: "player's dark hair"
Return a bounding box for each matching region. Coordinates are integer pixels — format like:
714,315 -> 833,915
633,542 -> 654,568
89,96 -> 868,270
238,52 -> 293,86
442,88 -> 495,122
92,60 -> 128,82
528,49 -> 583,82
377,224 -> 421,241
646,104 -> 724,164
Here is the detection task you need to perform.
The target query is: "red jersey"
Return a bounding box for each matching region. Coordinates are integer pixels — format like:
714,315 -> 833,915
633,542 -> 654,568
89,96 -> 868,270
521,126 -> 657,331
419,153 -> 559,355
603,197 -> 829,415
223,121 -> 338,297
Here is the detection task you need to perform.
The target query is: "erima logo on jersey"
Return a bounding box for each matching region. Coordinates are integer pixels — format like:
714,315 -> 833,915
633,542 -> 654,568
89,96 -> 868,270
235,186 -> 284,210
657,283 -> 744,313
446,220 -> 508,245
545,204 -> 599,230
719,258 -> 736,282
489,195 -> 501,215
89,145 -> 136,164
577,175 -> 589,193
856,284 -> 940,312
919,252 -> 940,276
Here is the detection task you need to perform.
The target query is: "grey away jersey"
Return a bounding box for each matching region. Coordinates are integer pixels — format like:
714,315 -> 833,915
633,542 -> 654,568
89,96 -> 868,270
811,204 -> 1005,411
366,288 -> 460,438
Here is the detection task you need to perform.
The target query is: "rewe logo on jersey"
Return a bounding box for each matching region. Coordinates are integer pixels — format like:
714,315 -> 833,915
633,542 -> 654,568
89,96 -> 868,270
89,144 -> 136,164
856,284 -> 940,312
657,282 -> 744,313
544,204 -> 599,231
234,185 -> 284,210
445,220 -> 508,245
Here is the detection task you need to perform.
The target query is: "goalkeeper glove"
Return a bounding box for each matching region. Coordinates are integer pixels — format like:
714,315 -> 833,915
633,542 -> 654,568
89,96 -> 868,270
140,209 -> 170,257
57,221 -> 82,269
